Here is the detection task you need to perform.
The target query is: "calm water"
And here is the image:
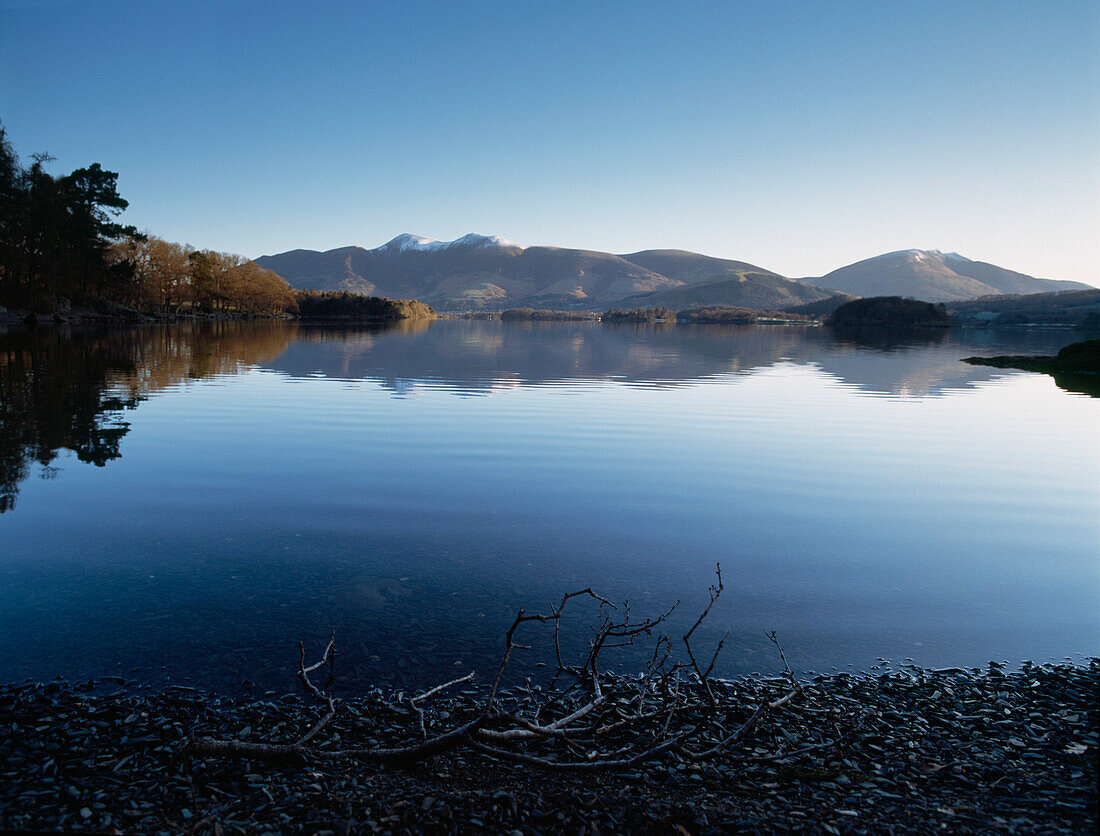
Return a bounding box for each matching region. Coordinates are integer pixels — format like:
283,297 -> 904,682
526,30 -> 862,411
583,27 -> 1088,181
1,321 -> 1097,693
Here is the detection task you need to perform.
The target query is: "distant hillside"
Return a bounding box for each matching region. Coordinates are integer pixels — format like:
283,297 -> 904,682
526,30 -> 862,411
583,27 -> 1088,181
786,294 -> 858,317
617,249 -> 778,282
807,250 -> 1089,302
618,249 -> 843,313
947,288 -> 1100,326
621,273 -> 840,311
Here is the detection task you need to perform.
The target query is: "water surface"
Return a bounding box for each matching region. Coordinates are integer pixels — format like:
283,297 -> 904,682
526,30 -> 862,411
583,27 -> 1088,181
1,321 -> 1096,692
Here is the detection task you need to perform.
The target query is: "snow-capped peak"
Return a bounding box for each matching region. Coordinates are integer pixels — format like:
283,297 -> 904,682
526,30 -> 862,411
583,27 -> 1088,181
381,233 -> 447,252
376,233 -> 524,253
869,248 -> 945,263
448,233 -> 522,249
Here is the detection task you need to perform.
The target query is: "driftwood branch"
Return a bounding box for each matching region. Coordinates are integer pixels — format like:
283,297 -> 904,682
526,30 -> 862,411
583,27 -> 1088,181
683,564 -> 724,707
185,568 -> 851,772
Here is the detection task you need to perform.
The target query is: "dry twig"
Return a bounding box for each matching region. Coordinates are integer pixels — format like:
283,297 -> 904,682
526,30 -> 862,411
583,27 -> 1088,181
187,568 -> 849,772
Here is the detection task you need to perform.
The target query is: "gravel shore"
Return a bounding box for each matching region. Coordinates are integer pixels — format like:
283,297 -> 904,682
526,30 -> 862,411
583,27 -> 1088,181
1,660 -> 1095,834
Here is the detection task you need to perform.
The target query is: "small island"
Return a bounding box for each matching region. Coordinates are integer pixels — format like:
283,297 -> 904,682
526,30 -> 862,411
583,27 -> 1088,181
293,290 -> 436,321
826,296 -> 951,328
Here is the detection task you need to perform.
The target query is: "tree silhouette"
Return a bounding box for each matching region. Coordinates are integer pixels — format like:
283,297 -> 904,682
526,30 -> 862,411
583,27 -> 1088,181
0,122 -> 138,310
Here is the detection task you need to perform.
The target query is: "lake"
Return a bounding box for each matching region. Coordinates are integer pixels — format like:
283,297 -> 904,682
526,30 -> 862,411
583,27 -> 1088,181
0,320 -> 1096,694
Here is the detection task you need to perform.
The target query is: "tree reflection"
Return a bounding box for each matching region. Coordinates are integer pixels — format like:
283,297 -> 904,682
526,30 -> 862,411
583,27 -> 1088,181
1042,372 -> 1100,399
0,323 -> 294,512
826,324 -> 949,352
1,329 -> 139,511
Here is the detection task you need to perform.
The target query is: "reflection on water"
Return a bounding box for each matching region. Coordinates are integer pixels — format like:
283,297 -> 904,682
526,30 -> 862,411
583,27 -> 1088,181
0,320 -> 1096,693
283,321 -> 1099,403
826,324 -> 949,351
272,320 -> 1079,397
3,321 -> 1083,507
0,323 -> 294,512
0,330 -> 140,512
1044,372 -> 1100,398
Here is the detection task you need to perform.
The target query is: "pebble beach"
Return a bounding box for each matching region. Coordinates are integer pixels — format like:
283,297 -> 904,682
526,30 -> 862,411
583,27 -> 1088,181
1,659 -> 1095,834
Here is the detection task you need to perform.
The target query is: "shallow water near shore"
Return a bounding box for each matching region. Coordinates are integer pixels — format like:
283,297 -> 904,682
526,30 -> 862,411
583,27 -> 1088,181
0,320 -> 1097,692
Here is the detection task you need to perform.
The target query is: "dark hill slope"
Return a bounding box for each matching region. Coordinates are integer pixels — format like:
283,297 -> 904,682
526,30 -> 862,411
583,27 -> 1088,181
614,249 -> 846,309
622,273 -> 839,311
948,288 -> 1100,326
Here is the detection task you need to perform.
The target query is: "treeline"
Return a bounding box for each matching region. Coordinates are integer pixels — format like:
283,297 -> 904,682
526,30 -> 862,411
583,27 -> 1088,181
0,122 -> 296,317
677,306 -> 818,323
499,308 -> 598,321
601,307 -> 676,323
112,236 -> 296,315
676,306 -> 759,324
294,291 -> 435,320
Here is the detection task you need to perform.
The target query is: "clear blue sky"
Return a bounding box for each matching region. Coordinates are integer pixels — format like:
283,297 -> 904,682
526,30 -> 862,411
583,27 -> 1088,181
2,0 -> 1097,283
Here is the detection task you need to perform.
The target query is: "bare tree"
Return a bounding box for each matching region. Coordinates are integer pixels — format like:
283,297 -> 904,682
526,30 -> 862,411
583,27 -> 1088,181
187,567 -> 857,772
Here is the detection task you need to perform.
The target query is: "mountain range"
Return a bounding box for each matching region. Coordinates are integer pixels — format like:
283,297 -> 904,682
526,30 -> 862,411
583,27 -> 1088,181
255,235 -> 1091,311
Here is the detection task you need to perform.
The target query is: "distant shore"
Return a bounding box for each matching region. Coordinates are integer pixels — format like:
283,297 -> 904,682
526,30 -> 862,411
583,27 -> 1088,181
0,303 -> 294,328
1,660 -> 1095,834
4,301 -> 1100,334
0,304 -> 415,328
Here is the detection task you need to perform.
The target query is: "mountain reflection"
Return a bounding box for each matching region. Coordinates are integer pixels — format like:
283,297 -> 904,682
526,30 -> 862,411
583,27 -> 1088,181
274,322 -> 815,393
268,320 -> 1065,399
0,320 -> 1086,512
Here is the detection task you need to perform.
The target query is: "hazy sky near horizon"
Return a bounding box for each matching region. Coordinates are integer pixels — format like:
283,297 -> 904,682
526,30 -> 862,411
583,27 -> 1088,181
1,0 -> 1097,284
